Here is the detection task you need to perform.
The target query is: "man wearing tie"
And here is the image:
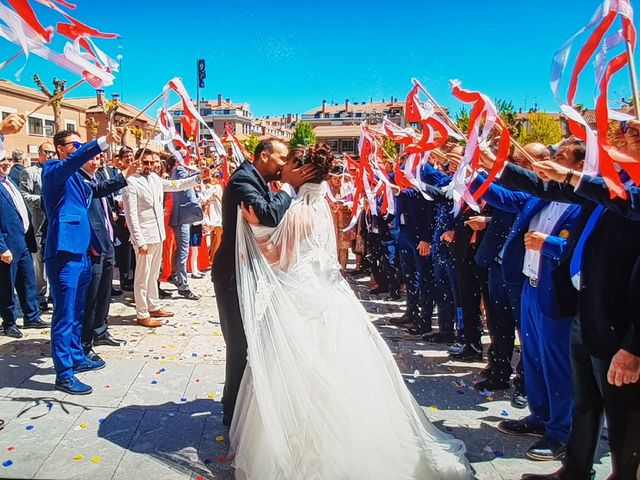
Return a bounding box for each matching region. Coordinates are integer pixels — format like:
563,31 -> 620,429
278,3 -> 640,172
43,128 -> 123,395
0,153 -> 49,338
79,155 -> 130,360
20,142 -> 55,311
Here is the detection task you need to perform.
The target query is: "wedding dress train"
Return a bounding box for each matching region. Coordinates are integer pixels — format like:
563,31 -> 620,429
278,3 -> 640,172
230,182 -> 472,480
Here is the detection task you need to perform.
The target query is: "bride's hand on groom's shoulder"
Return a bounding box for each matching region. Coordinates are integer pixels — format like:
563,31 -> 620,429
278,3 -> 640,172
241,202 -> 260,225
280,163 -> 317,188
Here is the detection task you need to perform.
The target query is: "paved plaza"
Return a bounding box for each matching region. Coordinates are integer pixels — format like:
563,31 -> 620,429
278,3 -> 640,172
0,273 -> 612,480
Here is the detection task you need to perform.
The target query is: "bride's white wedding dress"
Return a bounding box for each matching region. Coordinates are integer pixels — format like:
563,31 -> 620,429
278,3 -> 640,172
230,182 -> 472,480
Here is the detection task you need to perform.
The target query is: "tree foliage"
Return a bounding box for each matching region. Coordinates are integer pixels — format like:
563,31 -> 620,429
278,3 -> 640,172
382,137 -> 398,159
520,112 -> 563,146
289,121 -> 317,147
243,134 -> 260,154
454,107 -> 470,135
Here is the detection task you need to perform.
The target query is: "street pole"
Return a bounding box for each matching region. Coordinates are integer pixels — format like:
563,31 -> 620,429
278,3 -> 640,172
196,60 -> 200,157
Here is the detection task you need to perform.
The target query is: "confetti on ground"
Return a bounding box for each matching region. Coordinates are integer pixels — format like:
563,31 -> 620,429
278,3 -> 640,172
500,410 -> 509,417
487,396 -> 494,401
195,476 -> 205,480
46,402 -> 53,410
428,405 -> 438,411
80,423 -> 87,429
207,393 -> 215,399
180,397 -> 187,402
25,425 -> 33,431
191,353 -> 198,357
2,460 -> 12,468
160,360 -> 167,365
169,356 -> 176,361
73,454 -> 84,461
215,435 -> 225,442
494,451 -> 504,457
406,379 -> 415,384
104,385 -> 111,389
413,369 -> 419,378
195,378 -> 200,383
98,419 -> 105,424
151,380 -> 158,385
90,456 -> 101,463
6,447 -> 14,452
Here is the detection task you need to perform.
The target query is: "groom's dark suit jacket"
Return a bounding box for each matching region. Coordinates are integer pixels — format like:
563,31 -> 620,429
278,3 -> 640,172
212,160 -> 292,287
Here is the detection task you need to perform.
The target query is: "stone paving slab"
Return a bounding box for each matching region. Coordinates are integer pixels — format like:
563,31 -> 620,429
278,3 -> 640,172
34,406 -> 145,480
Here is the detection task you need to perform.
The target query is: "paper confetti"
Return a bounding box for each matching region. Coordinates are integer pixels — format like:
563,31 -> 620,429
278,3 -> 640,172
2,460 -> 12,467
428,405 -> 438,411
80,423 -> 87,429
6,447 -> 14,452
25,425 -> 33,431
413,370 -> 419,378
90,456 -> 101,463
215,435 -> 225,442
151,380 -> 158,385
500,410 -> 509,417
73,454 -> 85,461
104,385 -> 111,389
207,393 -> 215,399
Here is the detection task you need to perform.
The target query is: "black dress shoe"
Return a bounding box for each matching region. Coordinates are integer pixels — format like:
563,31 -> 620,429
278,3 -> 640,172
474,377 -> 511,391
407,325 -> 432,336
368,286 -> 389,295
179,289 -> 200,300
85,349 -> 103,361
39,302 -> 50,312
385,292 -> 401,301
111,287 -> 123,296
423,332 -> 456,344
158,287 -> 172,299
525,436 -> 567,461
3,325 -> 23,338
521,466 -> 595,480
497,417 -> 545,437
93,330 -> 127,347
23,318 -> 51,329
449,343 -> 483,362
511,389 -> 528,409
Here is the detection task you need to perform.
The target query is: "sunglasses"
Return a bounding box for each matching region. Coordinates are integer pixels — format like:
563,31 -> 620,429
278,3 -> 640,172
44,150 -> 56,156
62,141 -> 83,149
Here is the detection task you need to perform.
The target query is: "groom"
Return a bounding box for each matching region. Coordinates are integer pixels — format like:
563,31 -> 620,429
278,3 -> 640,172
212,139 -> 316,426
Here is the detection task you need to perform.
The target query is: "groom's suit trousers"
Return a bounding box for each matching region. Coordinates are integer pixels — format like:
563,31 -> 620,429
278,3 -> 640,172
213,279 -> 247,421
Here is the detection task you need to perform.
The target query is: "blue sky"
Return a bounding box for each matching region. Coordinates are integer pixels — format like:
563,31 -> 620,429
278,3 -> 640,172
1,0 -> 637,117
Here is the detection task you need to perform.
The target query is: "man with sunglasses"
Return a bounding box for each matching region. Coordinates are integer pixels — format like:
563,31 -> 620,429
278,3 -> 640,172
42,128 -> 123,395
20,142 -> 55,311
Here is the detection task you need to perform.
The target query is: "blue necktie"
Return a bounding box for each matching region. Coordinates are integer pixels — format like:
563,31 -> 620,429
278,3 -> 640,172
569,205 -> 605,287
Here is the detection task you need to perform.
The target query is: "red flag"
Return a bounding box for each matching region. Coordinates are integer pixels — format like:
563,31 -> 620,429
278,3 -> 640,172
6,0 -> 53,42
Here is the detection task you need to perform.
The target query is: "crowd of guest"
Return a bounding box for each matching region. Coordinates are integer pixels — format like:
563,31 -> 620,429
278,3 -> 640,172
0,114 -> 223,399
323,124 -> 639,480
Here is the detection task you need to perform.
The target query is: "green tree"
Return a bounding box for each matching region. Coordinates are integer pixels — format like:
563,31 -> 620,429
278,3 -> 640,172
495,98 -> 526,141
454,107 -> 470,135
243,134 -> 260,154
290,121 -> 317,147
521,112 -> 563,145
382,137 -> 398,159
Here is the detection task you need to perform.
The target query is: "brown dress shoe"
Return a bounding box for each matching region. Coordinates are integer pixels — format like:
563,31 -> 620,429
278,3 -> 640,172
137,317 -> 163,328
150,309 -> 174,318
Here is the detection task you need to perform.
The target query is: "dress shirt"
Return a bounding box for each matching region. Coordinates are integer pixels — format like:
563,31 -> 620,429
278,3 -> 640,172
0,175 -> 29,232
522,201 -> 570,280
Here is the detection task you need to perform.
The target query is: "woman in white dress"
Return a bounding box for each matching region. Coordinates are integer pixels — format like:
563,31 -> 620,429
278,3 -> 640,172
230,145 -> 472,480
201,170 -> 224,264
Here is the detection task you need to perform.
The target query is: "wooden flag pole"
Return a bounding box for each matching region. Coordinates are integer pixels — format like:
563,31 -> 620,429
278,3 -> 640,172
26,78 -> 85,117
0,50 -> 24,71
122,91 -> 165,129
626,40 -> 640,121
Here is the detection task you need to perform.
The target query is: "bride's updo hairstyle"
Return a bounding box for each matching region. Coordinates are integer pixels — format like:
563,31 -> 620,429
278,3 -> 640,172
288,144 -> 334,183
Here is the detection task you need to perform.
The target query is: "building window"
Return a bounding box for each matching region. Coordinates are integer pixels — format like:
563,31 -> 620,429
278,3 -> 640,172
44,120 -> 55,137
66,122 -> 76,132
327,140 -> 338,151
341,140 -> 355,152
223,109 -> 230,114
28,117 -> 43,135
1,112 -> 11,120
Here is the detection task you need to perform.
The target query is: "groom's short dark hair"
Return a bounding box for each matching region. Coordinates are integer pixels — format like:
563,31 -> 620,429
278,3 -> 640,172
254,138 -> 284,161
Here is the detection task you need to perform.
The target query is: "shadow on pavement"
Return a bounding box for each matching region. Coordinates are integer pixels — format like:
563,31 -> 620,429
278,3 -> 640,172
98,399 -> 233,480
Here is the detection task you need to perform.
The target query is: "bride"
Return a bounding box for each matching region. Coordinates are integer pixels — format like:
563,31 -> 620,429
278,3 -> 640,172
229,145 -> 472,480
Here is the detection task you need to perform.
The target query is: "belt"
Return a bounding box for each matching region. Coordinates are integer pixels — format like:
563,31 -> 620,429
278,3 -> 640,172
528,277 -> 538,287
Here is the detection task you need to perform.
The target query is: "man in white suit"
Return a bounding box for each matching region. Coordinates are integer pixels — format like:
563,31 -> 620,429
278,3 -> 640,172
122,150 -> 209,327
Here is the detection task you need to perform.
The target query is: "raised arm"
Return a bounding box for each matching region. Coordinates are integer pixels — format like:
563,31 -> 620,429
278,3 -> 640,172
91,173 -> 128,198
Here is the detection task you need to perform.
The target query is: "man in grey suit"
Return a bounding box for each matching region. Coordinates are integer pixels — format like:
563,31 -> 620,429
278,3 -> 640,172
168,156 -> 200,300
19,142 -> 55,311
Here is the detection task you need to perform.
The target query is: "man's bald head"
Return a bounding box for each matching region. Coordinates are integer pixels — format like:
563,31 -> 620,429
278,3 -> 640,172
513,142 -> 551,169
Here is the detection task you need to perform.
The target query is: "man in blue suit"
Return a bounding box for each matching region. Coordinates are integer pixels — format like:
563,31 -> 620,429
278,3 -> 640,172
474,139 -> 585,462
42,128 -> 123,395
0,153 -> 49,339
